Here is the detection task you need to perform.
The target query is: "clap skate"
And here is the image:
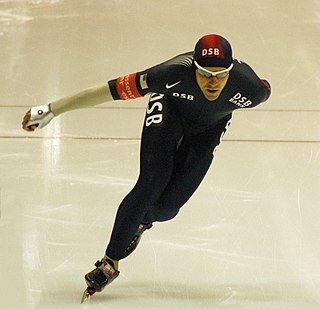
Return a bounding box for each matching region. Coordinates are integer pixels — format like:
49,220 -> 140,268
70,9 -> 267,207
124,223 -> 153,257
81,256 -> 120,303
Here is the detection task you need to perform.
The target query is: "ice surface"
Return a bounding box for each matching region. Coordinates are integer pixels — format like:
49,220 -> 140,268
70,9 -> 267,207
1,1 -> 320,308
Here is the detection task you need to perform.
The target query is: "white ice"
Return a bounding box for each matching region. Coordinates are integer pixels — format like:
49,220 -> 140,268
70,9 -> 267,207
1,1 -> 320,308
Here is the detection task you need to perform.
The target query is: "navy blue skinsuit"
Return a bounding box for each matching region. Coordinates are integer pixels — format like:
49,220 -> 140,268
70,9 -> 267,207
106,52 -> 271,260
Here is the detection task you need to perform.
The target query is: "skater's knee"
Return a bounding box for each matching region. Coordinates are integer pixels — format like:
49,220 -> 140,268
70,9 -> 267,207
152,204 -> 180,222
156,210 -> 179,222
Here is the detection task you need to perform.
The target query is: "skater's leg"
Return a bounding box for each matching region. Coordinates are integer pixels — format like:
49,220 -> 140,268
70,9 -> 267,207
106,94 -> 183,260
143,115 -> 232,223
83,94 -> 183,297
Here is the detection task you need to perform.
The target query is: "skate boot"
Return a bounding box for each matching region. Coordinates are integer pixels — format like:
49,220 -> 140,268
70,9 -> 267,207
124,223 -> 153,257
81,256 -> 120,303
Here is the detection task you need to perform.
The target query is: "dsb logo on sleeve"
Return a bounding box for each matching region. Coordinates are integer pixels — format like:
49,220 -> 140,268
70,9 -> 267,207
229,92 -> 253,108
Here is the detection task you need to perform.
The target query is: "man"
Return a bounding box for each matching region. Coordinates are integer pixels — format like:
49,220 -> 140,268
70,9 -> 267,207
22,34 -> 271,302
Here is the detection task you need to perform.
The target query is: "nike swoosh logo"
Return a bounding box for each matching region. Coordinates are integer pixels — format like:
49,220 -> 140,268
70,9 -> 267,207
166,81 -> 182,89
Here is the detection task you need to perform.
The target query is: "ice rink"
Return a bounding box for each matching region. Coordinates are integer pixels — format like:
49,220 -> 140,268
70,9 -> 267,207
1,1 -> 320,308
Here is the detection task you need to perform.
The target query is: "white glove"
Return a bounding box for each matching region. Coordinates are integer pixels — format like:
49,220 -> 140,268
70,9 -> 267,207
26,105 -> 55,129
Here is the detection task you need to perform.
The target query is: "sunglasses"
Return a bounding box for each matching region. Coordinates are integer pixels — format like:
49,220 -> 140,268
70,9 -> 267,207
194,61 -> 233,79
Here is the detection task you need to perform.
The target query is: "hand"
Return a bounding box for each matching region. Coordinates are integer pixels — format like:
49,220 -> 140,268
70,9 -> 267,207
22,110 -> 35,131
22,105 -> 55,132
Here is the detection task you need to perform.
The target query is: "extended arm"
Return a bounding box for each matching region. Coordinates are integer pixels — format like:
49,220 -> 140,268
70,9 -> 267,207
22,83 -> 113,131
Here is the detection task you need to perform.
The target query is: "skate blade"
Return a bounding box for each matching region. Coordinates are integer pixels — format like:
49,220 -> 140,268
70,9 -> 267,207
81,287 -> 95,304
